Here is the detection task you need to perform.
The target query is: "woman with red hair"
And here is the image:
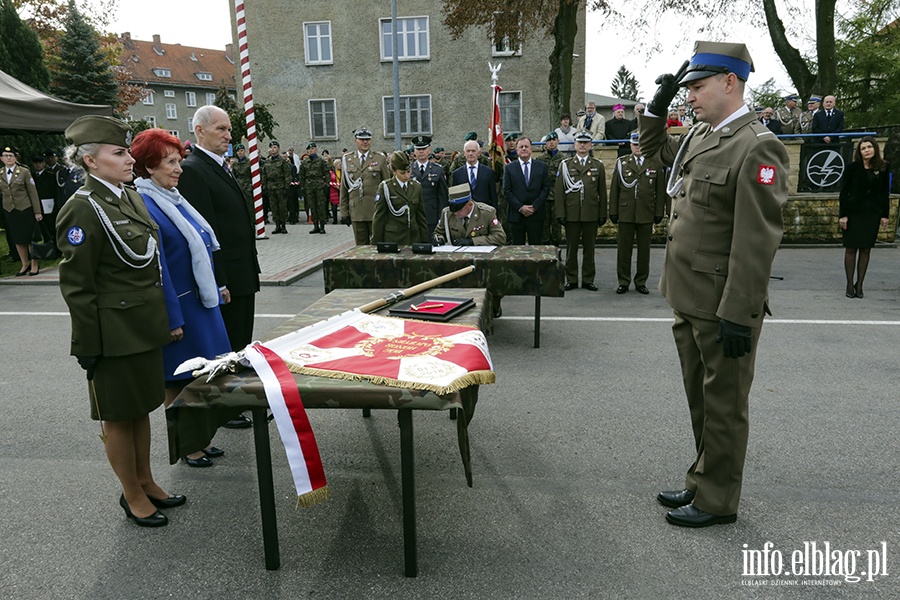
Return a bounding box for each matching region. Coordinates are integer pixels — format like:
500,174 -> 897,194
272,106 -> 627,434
131,129 -> 232,466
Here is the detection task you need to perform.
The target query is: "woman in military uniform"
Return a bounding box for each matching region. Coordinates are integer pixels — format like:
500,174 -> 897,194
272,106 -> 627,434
371,150 -> 428,245
1,145 -> 43,275
56,116 -> 183,528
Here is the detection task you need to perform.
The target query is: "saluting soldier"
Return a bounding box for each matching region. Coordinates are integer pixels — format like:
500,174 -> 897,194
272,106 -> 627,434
641,41 -> 788,528
410,135 -> 449,234
555,130 -> 607,291
261,140 -> 292,234
371,150 -> 428,245
775,94 -> 802,135
609,132 -> 665,294
537,131 -> 566,245
799,96 -> 820,135
299,142 -> 331,234
339,127 -> 392,245
231,143 -> 253,212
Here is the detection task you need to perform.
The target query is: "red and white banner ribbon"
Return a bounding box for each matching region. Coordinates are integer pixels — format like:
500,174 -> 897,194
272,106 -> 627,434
245,344 -> 329,508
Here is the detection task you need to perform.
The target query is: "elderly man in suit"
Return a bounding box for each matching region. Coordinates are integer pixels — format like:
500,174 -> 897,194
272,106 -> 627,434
178,105 -> 260,429
450,140 -> 498,208
758,107 -> 783,135
641,41 -> 788,527
812,95 -> 844,144
503,137 -> 550,245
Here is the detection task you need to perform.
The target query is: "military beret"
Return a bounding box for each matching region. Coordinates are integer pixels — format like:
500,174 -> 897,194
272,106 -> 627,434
504,132 -> 519,142
411,135 -> 431,149
354,127 -> 373,139
463,131 -> 478,141
545,131 -> 558,141
269,140 -> 280,148
1,146 -> 15,155
44,149 -> 58,157
390,150 -> 410,171
629,132 -> 640,145
448,183 -> 471,208
679,40 -> 754,85
306,142 -> 317,150
434,146 -> 444,153
573,130 -> 593,142
234,143 -> 245,150
65,116 -> 132,148
32,155 -> 46,163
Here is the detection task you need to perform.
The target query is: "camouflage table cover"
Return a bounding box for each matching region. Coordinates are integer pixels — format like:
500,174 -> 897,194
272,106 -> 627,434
166,288 -> 489,484
322,245 -> 565,298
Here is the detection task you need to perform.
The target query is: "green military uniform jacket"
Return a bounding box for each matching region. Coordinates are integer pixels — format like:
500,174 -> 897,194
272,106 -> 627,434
537,150 -> 566,203
55,176 -> 170,357
299,154 -> 331,195
339,151 -> 391,222
554,155 -> 608,222
261,154 -> 291,192
1,165 -> 41,212
231,156 -> 253,202
371,177 -> 428,244
609,154 -> 666,224
432,201 -> 506,246
640,111 -> 788,327
799,110 -> 815,134
775,105 -> 801,135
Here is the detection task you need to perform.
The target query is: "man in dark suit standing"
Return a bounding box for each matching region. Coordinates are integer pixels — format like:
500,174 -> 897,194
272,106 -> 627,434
410,135 -> 449,234
450,140 -> 497,208
758,107 -> 783,135
812,95 -> 844,144
178,105 -> 260,428
503,137 -> 550,245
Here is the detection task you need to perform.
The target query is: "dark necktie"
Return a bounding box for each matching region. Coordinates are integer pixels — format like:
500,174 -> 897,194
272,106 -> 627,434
523,161 -> 530,185
469,165 -> 476,188
585,115 -> 593,129
463,216 -> 469,230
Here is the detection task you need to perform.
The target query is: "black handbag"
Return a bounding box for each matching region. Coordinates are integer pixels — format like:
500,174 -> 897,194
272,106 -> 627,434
31,221 -> 58,261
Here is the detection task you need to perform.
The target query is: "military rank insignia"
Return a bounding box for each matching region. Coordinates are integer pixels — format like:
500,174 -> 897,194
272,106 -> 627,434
757,165 -> 776,185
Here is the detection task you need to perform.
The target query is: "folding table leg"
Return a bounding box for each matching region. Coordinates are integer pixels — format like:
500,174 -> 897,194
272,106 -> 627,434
534,295 -> 541,348
252,407 -> 280,570
398,410 -> 417,577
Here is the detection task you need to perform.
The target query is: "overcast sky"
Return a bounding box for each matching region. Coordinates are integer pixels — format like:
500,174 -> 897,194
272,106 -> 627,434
107,0 -> 807,101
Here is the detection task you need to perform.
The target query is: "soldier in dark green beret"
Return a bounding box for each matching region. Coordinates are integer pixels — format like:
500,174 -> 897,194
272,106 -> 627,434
231,143 -> 254,213
299,142 -> 331,234
371,150 -> 427,244
261,140 -> 292,233
537,131 -> 566,245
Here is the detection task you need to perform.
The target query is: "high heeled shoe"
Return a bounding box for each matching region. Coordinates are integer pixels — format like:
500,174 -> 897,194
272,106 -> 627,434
27,266 -> 39,276
855,283 -> 864,298
15,268 -> 28,277
148,494 -> 187,509
846,284 -> 856,298
119,494 -> 168,527
202,446 -> 225,458
183,455 -> 213,467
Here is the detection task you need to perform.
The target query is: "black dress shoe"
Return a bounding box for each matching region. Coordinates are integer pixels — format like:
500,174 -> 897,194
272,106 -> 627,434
564,282 -> 577,291
657,488 -> 695,508
223,414 -> 252,429
615,285 -> 628,294
492,305 -> 502,318
15,268 -> 28,277
120,494 -> 168,527
149,494 -> 187,509
183,455 -> 213,468
846,284 -> 856,298
582,282 -> 598,291
202,446 -> 225,458
636,285 -> 649,294
666,504 -> 737,528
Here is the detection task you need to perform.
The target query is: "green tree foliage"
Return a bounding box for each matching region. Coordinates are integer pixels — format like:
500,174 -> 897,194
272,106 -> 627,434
49,0 -> 117,107
213,86 -> 278,146
835,0 -> 900,128
0,0 -> 49,91
746,77 -> 783,113
609,65 -> 640,101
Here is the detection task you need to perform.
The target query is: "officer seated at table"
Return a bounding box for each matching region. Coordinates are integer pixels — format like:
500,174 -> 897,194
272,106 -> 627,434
431,183 -> 506,247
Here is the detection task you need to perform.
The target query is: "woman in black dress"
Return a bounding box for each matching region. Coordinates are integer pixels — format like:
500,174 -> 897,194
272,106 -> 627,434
839,137 -> 890,298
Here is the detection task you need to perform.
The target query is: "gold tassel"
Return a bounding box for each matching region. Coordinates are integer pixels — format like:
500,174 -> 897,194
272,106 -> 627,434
90,380 -> 108,444
295,485 -> 330,510
286,365 -> 495,395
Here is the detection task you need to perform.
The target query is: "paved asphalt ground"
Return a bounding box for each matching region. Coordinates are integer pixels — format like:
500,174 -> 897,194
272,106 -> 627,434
1,246 -> 898,599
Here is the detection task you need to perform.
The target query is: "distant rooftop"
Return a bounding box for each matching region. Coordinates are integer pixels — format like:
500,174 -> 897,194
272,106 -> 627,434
119,32 -> 236,88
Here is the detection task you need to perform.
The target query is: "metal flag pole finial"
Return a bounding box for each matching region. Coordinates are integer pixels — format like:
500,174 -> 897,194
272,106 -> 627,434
488,62 -> 502,84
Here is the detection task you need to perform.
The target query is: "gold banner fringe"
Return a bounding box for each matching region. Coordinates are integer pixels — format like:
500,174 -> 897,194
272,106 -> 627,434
295,485 -> 331,509
285,365 -> 495,395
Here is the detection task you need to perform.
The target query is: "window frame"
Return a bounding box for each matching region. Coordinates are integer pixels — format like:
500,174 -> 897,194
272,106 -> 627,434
165,103 -> 177,120
152,68 -> 172,78
499,90 -> 522,135
205,92 -> 217,106
379,16 -> 430,61
303,21 -> 333,65
195,72 -> 213,81
308,98 -> 338,140
185,91 -> 197,107
142,90 -> 154,106
382,94 -> 432,137
144,116 -> 157,127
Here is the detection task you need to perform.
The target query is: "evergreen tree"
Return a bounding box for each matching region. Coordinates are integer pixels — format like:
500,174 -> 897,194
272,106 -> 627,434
0,0 -> 50,91
214,86 -> 278,145
610,65 -> 640,101
49,0 -> 117,106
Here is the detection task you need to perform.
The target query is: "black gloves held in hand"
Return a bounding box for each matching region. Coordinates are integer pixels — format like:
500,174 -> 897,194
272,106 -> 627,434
609,215 -> 619,225
430,236 -> 443,246
597,217 -> 607,227
76,355 -> 101,380
715,319 -> 752,359
648,60 -> 690,117
453,237 -> 474,246
557,217 -> 566,226
340,216 -> 351,226
654,216 -> 663,224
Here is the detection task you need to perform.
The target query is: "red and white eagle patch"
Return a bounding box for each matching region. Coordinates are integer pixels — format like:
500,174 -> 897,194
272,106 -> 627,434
492,218 -> 499,225
757,165 -> 776,185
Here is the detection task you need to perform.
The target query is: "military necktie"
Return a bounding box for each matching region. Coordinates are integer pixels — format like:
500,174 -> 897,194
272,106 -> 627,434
469,165 -> 476,188
360,152 -> 367,165
463,216 -> 469,230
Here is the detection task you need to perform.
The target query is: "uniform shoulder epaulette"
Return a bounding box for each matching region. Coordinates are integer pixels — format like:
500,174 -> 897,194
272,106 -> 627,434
73,188 -> 91,198
474,201 -> 496,213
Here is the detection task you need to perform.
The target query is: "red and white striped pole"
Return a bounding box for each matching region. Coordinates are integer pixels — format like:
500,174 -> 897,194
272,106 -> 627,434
234,0 -> 266,238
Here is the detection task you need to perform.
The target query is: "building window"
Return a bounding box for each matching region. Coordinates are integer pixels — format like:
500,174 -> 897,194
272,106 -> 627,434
196,72 -> 213,81
382,95 -> 431,136
499,91 -> 521,134
142,91 -> 154,105
152,68 -> 171,78
164,90 -> 175,97
169,130 -> 179,137
379,17 -> 429,61
304,21 -> 333,65
491,12 -> 522,57
145,116 -> 157,127
205,93 -> 216,106
166,103 -> 177,119
187,118 -> 194,133
492,36 -> 522,57
308,99 -> 337,139
185,91 -> 196,107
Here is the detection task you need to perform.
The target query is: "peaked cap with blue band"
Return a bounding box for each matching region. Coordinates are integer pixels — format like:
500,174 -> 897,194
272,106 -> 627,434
448,183 -> 471,208
678,41 -> 754,85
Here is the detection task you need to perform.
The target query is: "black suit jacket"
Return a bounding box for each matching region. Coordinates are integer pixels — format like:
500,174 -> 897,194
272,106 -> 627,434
450,162 -> 497,208
760,118 -> 783,135
812,109 -> 844,141
412,160 -> 449,225
177,149 -> 260,296
502,159 -> 550,223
